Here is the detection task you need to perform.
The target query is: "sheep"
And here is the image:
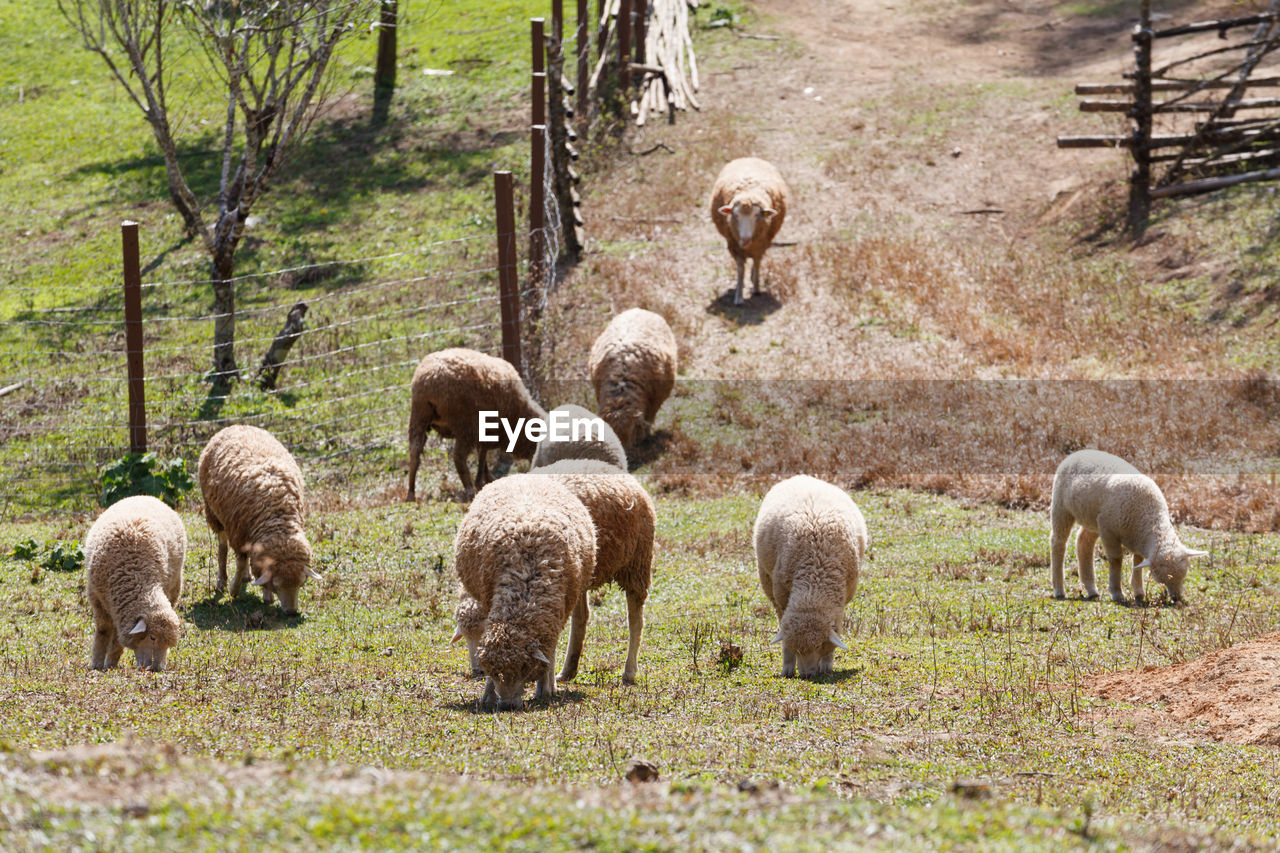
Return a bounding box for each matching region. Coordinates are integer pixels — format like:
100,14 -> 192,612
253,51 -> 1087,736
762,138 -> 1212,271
453,473 -> 595,710
533,459 -> 655,684
1050,449 -> 1207,604
530,403 -> 628,471
588,309 -> 677,450
198,424 -> 318,615
710,157 -> 790,306
452,587 -> 486,678
83,495 -> 186,672
754,475 -> 866,679
407,348 -> 547,501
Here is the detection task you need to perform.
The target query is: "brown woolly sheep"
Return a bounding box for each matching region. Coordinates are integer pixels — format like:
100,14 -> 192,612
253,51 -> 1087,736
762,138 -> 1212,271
84,495 -> 186,672
407,348 -> 547,501
530,403 -> 628,471
588,309 -> 677,450
754,475 -> 866,679
198,424 -> 318,615
453,473 -> 595,710
535,459 -> 655,684
710,157 -> 790,305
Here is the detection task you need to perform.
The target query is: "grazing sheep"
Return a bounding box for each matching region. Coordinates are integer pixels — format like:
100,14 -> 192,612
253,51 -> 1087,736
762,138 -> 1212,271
198,424 -> 318,615
710,157 -> 790,305
407,348 -> 547,501
1050,449 -> 1207,604
530,403 -> 628,471
83,495 -> 186,672
588,309 -> 677,450
534,459 -> 655,684
453,474 -> 595,710
452,587 -> 486,678
754,475 -> 866,679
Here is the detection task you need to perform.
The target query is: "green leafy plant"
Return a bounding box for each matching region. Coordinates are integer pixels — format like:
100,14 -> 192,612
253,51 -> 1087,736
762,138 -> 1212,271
11,538 -> 40,561
42,542 -> 84,573
99,452 -> 194,509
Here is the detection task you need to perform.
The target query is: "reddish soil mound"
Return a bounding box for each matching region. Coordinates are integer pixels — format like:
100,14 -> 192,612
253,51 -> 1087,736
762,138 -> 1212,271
1088,632 -> 1280,746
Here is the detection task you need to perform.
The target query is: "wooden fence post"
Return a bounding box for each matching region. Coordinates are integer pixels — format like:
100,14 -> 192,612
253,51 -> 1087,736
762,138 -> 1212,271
494,172 -> 522,372
121,220 -> 146,455
577,0 -> 589,129
619,0 -> 632,91
531,123 -> 548,286
375,0 -> 397,92
635,0 -> 647,66
1128,0 -> 1154,236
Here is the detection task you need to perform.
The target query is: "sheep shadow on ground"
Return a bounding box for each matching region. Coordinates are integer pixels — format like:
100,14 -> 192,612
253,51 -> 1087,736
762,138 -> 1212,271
705,290 -> 782,326
626,429 -> 674,469
772,668 -> 861,685
184,595 -> 306,632
441,687 -> 589,715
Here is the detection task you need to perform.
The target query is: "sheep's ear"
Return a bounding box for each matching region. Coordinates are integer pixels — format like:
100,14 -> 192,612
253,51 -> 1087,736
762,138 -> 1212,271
828,630 -> 849,651
718,205 -> 733,216
130,618 -> 147,636
1135,556 -> 1151,569
531,649 -> 550,665
771,630 -> 784,645
251,569 -> 273,587
306,568 -> 322,580
762,207 -> 777,219
1185,548 -> 1208,559
451,627 -> 464,645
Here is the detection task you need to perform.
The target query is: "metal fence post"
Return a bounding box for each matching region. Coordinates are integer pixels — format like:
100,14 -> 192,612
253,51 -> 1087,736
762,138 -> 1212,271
121,220 -> 146,454
494,172 -> 522,372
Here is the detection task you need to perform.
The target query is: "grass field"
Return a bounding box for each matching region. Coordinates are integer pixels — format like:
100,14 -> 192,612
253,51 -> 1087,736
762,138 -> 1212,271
4,0 -> 1280,849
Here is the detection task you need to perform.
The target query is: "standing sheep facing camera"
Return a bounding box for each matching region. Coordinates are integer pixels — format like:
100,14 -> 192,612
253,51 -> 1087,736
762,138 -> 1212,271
588,309 -> 677,450
754,475 -> 866,679
1050,449 -> 1207,604
84,495 -> 186,672
530,404 -> 628,471
407,348 -> 547,501
710,157 -> 790,306
534,459 -> 655,685
454,474 -> 595,710
199,424 -> 318,615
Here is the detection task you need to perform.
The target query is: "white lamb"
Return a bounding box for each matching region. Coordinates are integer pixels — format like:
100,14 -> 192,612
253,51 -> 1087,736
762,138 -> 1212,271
1050,449 -> 1207,604
754,475 -> 866,678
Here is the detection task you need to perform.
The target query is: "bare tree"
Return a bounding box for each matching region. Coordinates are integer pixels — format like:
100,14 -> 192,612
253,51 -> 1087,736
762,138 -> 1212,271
59,0 -> 377,389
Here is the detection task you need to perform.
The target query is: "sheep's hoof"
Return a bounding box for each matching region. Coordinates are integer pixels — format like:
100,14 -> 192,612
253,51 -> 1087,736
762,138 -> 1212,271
1083,592 -> 1100,601
1052,592 -> 1065,600
556,671 -> 577,683
621,672 -> 637,686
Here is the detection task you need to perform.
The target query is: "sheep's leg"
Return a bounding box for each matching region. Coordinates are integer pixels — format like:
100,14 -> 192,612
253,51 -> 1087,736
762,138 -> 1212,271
751,257 -> 761,297
481,676 -> 497,707
104,632 -> 125,668
215,536 -> 229,597
465,638 -> 483,678
622,591 -> 646,685
90,600 -> 113,670
452,441 -> 476,500
1101,534 -> 1126,603
1131,552 -> 1146,604
476,448 -> 492,487
558,594 -> 589,683
406,421 -> 427,502
1076,527 -> 1099,600
733,255 -> 746,306
534,640 -> 557,702
819,650 -> 834,675
781,645 -> 797,678
229,552 -> 249,599
1049,509 -> 1073,599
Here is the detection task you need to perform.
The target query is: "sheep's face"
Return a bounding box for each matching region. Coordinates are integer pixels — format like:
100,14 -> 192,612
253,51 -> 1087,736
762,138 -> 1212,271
779,613 -> 847,679
477,635 -> 550,711
719,201 -> 777,248
1148,545 -> 1206,602
123,615 -> 178,672
250,536 -> 314,615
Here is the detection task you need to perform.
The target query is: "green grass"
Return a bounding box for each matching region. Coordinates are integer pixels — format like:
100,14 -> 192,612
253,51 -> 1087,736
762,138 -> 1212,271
2,490 -> 1280,848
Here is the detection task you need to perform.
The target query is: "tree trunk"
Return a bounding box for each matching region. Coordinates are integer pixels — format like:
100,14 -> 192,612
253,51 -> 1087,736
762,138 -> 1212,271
211,250 -> 238,389
256,301 -> 308,390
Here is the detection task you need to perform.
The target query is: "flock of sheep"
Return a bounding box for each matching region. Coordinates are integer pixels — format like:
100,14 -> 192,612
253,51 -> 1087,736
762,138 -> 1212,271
81,157 -> 1208,712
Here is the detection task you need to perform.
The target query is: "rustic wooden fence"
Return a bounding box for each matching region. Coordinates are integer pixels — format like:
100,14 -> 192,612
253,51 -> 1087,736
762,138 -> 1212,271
1058,0 -> 1280,233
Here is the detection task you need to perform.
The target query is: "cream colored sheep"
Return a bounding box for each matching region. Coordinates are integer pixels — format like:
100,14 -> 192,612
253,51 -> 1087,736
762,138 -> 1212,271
407,348 -> 547,501
452,587 -> 486,678
534,459 -> 655,684
83,495 -> 186,671
453,473 -> 595,710
754,475 -> 866,678
198,424 -> 318,615
530,403 -> 628,471
710,157 -> 790,306
1050,449 -> 1207,604
588,309 -> 677,450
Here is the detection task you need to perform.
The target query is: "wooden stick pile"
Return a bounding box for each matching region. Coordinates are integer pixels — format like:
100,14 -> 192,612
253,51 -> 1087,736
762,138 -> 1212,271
633,0 -> 700,126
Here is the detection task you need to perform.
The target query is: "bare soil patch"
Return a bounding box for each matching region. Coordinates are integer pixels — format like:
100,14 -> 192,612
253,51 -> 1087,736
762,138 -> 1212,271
1087,632 -> 1280,746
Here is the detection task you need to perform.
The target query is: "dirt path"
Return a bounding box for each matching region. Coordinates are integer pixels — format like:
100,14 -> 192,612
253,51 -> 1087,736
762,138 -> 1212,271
553,0 -> 1176,380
